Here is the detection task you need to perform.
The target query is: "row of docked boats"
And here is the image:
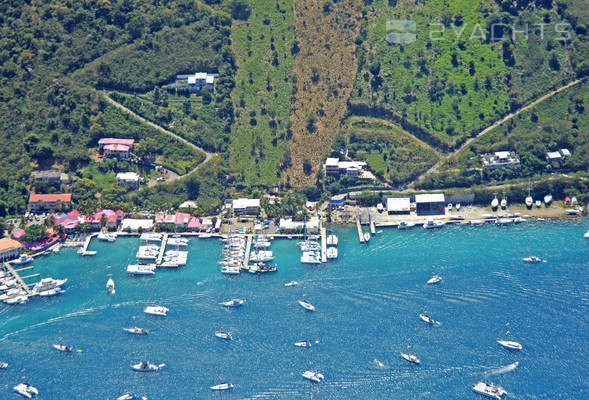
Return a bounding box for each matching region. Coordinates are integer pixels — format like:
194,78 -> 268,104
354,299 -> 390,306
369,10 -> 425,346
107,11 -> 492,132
299,239 -> 321,264
326,233 -> 338,259
97,232 -> 117,242
219,235 -> 246,274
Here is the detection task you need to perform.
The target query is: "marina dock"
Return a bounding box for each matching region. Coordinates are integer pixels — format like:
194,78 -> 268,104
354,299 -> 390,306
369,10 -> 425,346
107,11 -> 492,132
320,227 -> 327,263
5,262 -> 33,296
369,215 -> 376,235
155,233 -> 169,265
79,233 -> 98,255
356,216 -> 365,243
242,235 -> 252,267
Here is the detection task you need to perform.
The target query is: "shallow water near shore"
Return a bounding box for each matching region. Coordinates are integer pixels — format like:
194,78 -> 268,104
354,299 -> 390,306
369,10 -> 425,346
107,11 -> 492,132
1,219 -> 588,399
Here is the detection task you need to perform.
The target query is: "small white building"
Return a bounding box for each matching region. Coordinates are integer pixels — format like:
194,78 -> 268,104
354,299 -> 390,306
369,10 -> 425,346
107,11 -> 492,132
232,198 -> 260,216
324,158 -> 368,177
546,151 -> 562,162
121,218 -> 154,232
116,172 -> 140,189
325,158 -> 340,176
279,217 -> 319,234
560,148 -> 571,157
481,151 -> 520,170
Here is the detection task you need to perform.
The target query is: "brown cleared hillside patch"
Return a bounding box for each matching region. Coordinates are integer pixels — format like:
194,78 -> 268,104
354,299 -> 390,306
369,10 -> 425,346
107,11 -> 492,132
287,0 -> 363,186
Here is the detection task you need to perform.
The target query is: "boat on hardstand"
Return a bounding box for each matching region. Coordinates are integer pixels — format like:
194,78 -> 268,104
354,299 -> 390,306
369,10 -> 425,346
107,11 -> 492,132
298,300 -> 316,311
472,381 -> 507,399
117,392 -> 147,400
427,275 -> 442,284
419,314 -> 441,325
106,277 -> 115,295
144,305 -> 169,316
123,327 -> 148,335
400,352 -> 420,364
219,299 -> 244,307
284,281 -> 299,287
14,383 -> 39,398
497,340 -> 522,350
470,220 -> 485,226
522,256 -> 543,263
53,343 -> 73,352
215,331 -> 232,340
544,194 -> 552,205
210,383 -> 234,391
302,370 -> 324,383
491,195 -> 499,210
130,361 -> 165,372
295,340 -> 312,347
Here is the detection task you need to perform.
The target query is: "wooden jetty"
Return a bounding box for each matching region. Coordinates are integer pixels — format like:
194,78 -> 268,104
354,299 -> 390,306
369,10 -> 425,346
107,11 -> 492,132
79,233 -> 98,255
242,235 -> 252,267
320,226 -> 327,263
356,216 -> 365,243
369,212 -> 376,234
155,233 -> 169,265
5,262 -> 33,296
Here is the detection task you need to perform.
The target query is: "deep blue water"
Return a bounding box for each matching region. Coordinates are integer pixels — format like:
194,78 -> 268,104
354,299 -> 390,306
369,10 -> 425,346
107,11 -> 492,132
1,219 -> 588,399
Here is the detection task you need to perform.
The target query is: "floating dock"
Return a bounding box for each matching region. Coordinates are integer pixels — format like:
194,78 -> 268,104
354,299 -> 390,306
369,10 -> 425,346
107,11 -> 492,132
356,216 -> 365,243
242,235 -> 252,267
155,233 -> 169,265
5,262 -> 33,296
320,227 -> 327,263
79,233 -> 98,255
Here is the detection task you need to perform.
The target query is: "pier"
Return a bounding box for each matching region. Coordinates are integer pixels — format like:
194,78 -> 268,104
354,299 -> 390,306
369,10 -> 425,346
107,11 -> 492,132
356,216 -> 365,243
155,233 -> 169,265
242,235 -> 252,267
320,227 -> 327,263
5,262 -> 33,296
79,233 -> 98,255
369,214 -> 376,235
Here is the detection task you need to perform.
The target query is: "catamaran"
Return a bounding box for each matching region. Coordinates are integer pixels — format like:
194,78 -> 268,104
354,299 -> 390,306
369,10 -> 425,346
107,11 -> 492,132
497,340 -> 522,350
326,234 -> 338,246
14,383 -> 39,398
144,305 -> 169,316
472,382 -> 507,399
300,250 -> 321,264
400,352 -> 420,364
130,361 -> 165,372
302,370 -> 324,383
326,247 -> 338,259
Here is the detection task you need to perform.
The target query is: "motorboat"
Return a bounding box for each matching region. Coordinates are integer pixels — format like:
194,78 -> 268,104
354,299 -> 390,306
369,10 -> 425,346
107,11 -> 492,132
400,352 -> 420,364
53,343 -> 73,352
219,299 -> 244,307
295,340 -> 312,347
544,194 -> 552,205
522,256 -> 543,263
144,305 -> 169,316
326,247 -> 338,259
37,287 -> 65,297
0,288 -> 27,301
167,237 -> 189,247
98,232 -> 117,242
139,232 -> 163,243
210,383 -> 234,391
427,275 -> 442,285
584,230 -> 589,238
472,382 -> 507,399
0,361 -> 7,369
363,232 -> 371,242
300,251 -> 321,264
249,250 -> 274,262
491,195 -> 499,210
215,331 -> 232,340
284,281 -> 299,287
500,196 -> 507,209
565,208 -> 580,215
4,295 -> 28,304
123,327 -> 148,335
470,220 -> 485,226
14,383 -> 38,398
326,234 -> 338,246
221,265 -> 241,275
419,314 -> 441,325
513,217 -> 526,224
12,254 -> 34,265
248,263 -> 277,273
423,219 -> 445,229
302,370 -> 324,383
130,361 -> 165,372
127,264 -> 156,275
0,278 -> 18,291
497,340 -> 522,350
32,277 -> 68,294
495,218 -> 513,225
298,300 -> 315,311
106,277 -> 115,295
535,200 -> 542,208
117,392 -> 147,400
298,241 -> 321,252
397,220 -> 414,230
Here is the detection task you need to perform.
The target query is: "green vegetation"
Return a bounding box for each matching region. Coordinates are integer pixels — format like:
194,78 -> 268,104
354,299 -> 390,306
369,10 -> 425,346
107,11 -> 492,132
229,0 -> 295,186
351,0 -> 586,148
344,117 -> 439,185
418,80 -> 588,189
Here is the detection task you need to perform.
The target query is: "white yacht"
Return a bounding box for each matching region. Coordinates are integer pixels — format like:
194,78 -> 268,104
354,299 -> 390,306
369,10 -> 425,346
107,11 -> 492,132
14,383 -> 39,398
326,234 -> 338,246
298,240 -> 320,252
419,314 -> 441,325
397,220 -> 414,230
0,288 -> 27,301
139,233 -> 163,243
215,331 -> 232,340
221,265 -> 241,275
294,340 -> 312,347
4,294 -> 28,304
131,361 -> 164,372
167,237 -> 189,247
127,264 -> 156,275
219,299 -> 245,307
472,382 -> 507,399
106,277 -> 115,295
497,340 -> 522,350
427,275 -> 442,284
470,219 -> 485,226
400,352 -> 420,364
300,251 -> 321,264
495,218 -> 513,225
98,232 -> 117,242
123,327 -> 148,335
535,200 -> 542,208
12,254 -> 34,265
37,287 -> 65,297
326,247 -> 338,259
117,392 -> 147,400
144,305 -> 169,316
53,343 -> 73,352
32,277 -> 68,294
584,230 -> 589,238
491,195 -> 499,210
522,256 -> 543,263
423,219 -> 445,229
210,383 -> 234,391
298,300 -> 315,311
284,281 -> 299,287
302,370 -> 324,383
249,250 -> 274,262
544,194 -> 552,205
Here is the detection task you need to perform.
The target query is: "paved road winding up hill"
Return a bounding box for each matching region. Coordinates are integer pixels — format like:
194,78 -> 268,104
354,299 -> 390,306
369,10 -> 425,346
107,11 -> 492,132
103,93 -> 216,181
408,78 -> 585,189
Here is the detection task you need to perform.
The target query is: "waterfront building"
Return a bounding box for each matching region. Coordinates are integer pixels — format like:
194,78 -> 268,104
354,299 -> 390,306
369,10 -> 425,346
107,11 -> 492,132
385,197 -> 411,214
415,193 -> 445,216
0,237 -> 22,262
121,218 -> 154,232
232,198 -> 260,216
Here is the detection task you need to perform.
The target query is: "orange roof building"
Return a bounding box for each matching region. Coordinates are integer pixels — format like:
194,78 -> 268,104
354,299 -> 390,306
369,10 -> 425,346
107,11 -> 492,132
28,193 -> 72,211
0,237 -> 22,262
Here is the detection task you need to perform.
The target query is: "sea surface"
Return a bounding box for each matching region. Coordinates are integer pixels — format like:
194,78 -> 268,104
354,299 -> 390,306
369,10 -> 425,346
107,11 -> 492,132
1,219 -> 588,399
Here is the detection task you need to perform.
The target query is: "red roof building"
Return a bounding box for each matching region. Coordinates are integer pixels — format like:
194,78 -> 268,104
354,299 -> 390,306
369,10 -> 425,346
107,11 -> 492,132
106,214 -> 118,228
174,212 -> 191,226
28,193 -> 72,211
187,217 -> 201,230
98,138 -> 135,147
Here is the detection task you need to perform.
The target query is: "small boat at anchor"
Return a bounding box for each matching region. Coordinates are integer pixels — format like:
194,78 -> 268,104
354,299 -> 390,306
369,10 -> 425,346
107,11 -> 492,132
14,383 -> 39,398
419,314 -> 441,325
284,280 -> 299,287
123,327 -> 148,335
0,361 -> 8,368
130,361 -> 165,372
302,370 -> 324,383
472,381 -> 507,399
215,331 -> 233,340
53,343 -> 73,352
144,305 -> 169,316
117,392 -> 147,400
106,277 -> 115,295
522,256 -> 543,263
427,275 -> 442,285
294,340 -> 312,347
400,352 -> 420,364
298,300 -> 315,311
497,340 -> 522,350
210,383 -> 234,391
219,299 -> 244,307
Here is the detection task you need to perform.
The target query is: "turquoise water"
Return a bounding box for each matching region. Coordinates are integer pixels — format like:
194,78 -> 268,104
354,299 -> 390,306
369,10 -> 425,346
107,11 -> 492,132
1,220 -> 588,399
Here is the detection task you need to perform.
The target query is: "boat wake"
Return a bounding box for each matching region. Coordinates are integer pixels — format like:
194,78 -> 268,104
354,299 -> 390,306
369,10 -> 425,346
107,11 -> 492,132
486,361 -> 519,376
